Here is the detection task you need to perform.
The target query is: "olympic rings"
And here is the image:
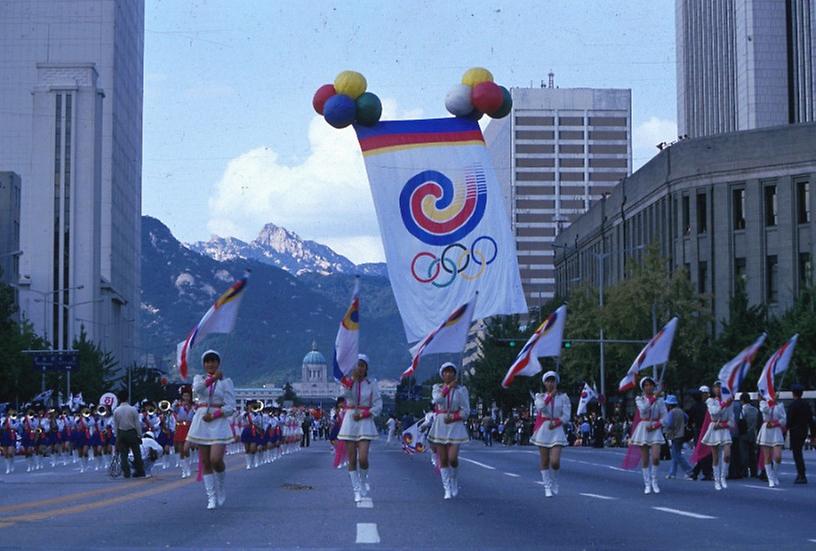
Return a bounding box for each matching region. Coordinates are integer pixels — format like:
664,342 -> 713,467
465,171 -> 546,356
410,235 -> 498,285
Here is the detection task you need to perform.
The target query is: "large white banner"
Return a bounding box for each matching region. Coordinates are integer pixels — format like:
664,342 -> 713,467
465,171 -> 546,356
355,118 -> 527,342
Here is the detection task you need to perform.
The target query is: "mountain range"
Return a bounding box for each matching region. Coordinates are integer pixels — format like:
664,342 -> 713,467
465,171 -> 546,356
140,216 -> 408,385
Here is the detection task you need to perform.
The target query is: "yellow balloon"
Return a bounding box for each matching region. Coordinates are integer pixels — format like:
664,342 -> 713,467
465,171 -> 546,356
334,71 -> 367,99
462,67 -> 494,87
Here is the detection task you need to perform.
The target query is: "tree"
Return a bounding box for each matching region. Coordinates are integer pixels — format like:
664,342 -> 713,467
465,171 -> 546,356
282,382 -> 299,405
770,286 -> 816,388
68,327 -> 119,404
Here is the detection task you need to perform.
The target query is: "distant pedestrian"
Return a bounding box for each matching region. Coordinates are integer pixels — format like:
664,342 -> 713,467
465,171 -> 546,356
580,419 -> 591,447
112,390 -> 145,479
663,395 -> 692,479
787,384 -> 816,484
481,415 -> 493,447
738,393 -> 759,478
386,415 -> 397,445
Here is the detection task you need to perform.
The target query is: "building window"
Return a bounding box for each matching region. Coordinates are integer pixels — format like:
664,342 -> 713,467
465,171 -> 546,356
766,255 -> 778,303
682,196 -> 690,235
698,261 -> 707,294
764,185 -> 777,227
696,193 -> 707,234
797,181 -> 810,224
733,188 -> 746,230
800,252 -> 812,288
735,257 -> 747,287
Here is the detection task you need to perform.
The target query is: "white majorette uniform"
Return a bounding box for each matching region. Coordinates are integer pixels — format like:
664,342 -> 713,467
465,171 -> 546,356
428,383 -> 471,445
756,400 -> 786,447
186,373 -> 237,446
701,398 -> 733,446
530,392 -> 570,448
337,378 -> 382,441
629,395 -> 668,446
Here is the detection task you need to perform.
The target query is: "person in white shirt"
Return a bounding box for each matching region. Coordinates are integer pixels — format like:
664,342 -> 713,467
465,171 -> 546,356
386,415 -> 397,444
139,431 -> 163,476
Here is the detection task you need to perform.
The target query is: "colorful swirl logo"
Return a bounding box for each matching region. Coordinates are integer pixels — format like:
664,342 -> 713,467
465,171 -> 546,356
399,166 -> 488,246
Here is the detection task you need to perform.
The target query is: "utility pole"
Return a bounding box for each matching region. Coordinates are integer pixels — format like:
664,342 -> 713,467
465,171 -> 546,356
598,252 -> 607,419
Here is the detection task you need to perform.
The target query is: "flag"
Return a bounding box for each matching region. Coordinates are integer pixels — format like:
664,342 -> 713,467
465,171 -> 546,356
618,317 -> 679,392
402,296 -> 476,379
501,305 -> 567,388
355,118 -> 527,343
31,389 -> 53,404
718,333 -> 766,398
176,273 -> 249,379
332,277 -> 360,381
71,393 -> 85,408
401,421 -> 428,455
757,334 -> 798,401
576,383 -> 598,416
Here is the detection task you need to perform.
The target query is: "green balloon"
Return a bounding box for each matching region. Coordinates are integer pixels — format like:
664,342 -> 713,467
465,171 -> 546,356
356,92 -> 382,126
490,86 -> 513,119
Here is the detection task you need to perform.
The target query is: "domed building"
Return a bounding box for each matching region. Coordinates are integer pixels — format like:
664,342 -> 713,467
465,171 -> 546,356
292,341 -> 341,404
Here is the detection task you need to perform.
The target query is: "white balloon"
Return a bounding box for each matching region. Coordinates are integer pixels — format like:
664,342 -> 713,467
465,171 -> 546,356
445,84 -> 474,117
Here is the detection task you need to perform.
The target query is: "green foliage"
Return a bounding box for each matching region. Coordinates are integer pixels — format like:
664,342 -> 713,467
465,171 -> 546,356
68,327 -> 119,402
282,382 -> 300,405
115,363 -> 166,403
768,286 -> 816,388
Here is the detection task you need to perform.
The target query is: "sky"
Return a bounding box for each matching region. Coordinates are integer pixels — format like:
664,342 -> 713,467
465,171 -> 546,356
142,0 -> 678,264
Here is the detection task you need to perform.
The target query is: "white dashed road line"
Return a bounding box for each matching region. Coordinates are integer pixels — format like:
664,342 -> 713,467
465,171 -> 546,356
356,497 -> 373,508
580,493 -> 618,500
743,484 -> 785,492
652,507 -> 716,520
356,523 -> 380,544
459,457 -> 496,470
503,472 -> 520,478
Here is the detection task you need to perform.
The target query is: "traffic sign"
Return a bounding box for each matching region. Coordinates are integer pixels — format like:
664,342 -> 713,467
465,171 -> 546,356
24,350 -> 79,371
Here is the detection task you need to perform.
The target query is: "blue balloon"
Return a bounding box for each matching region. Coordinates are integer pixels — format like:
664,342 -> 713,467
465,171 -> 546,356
323,94 -> 357,128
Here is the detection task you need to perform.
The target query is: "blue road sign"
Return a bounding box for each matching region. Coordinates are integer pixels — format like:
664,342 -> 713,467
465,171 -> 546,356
25,350 -> 79,371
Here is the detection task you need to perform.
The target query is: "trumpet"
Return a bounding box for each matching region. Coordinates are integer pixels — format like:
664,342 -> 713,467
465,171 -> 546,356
250,400 -> 264,413
158,400 -> 172,412
81,407 -> 91,418
96,405 -> 108,416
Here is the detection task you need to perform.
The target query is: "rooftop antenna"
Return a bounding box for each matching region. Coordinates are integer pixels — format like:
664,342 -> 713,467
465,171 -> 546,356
548,71 -> 555,88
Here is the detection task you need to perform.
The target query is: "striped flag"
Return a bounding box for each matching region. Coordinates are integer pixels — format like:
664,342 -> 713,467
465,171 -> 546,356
501,305 -> 567,388
718,333 -> 766,398
618,317 -> 679,392
332,277 -> 360,381
402,296 -> 476,379
176,273 -> 249,379
757,334 -> 798,401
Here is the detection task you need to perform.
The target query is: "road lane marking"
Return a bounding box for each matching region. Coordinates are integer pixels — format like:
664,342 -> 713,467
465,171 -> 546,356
503,472 -> 520,478
743,484 -> 785,492
808,539 -> 816,543
580,493 -> 617,500
356,523 -> 380,544
652,507 -> 716,520
357,498 -> 373,508
563,457 -> 630,472
0,480 -> 151,514
459,457 -> 496,470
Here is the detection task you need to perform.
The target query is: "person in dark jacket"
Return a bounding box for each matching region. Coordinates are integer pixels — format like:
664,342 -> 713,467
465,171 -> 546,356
787,384 -> 816,484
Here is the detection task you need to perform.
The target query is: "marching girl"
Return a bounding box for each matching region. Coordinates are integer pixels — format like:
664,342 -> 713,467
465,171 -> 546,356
338,354 -> 383,503
240,403 -> 262,469
428,362 -> 471,500
1,409 -> 19,474
20,409 -> 39,472
262,407 -> 276,464
700,381 -> 734,490
40,411 -> 56,468
101,411 -> 115,470
186,350 -> 236,510
73,409 -> 93,473
757,392 -> 787,487
60,408 -> 75,465
530,371 -> 571,498
174,387 -> 195,479
157,404 -> 176,470
629,376 -> 668,495
90,409 -> 106,471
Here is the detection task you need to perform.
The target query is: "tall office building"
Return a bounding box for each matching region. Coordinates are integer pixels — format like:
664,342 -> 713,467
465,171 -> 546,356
484,83 -> 632,308
0,1 -> 144,364
0,173 -> 22,311
676,0 -> 816,138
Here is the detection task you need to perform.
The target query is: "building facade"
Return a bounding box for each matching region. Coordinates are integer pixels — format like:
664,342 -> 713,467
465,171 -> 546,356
292,343 -> 342,404
676,0 -> 816,138
554,123 -> 816,326
484,83 -> 632,309
0,1 -> 144,362
0,172 -> 22,311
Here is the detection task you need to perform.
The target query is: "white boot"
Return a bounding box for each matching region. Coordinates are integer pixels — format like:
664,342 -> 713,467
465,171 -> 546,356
721,462 -> 728,489
441,468 -> 452,500
550,469 -> 560,496
642,468 -> 651,494
4,458 -> 9,474
182,457 -> 191,478
771,462 -> 781,486
450,467 -> 459,497
540,470 -> 553,498
245,454 -> 252,470
203,474 -> 217,509
714,463 -> 722,491
359,468 -> 370,498
81,457 -> 88,473
766,464 -> 775,487
26,456 -> 33,473
349,471 -> 362,503
72,450 -> 78,464
253,454 -> 259,469
650,465 -> 660,494
215,470 -> 226,506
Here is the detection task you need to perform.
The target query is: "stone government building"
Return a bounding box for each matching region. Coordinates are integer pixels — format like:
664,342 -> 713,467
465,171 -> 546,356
553,123 -> 816,326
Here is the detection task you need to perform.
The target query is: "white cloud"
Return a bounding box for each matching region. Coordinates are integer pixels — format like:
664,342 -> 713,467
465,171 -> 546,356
632,116 -> 678,170
207,100 -> 422,264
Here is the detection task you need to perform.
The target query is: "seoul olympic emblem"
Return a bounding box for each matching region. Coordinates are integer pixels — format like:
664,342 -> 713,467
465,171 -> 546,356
411,236 -> 498,287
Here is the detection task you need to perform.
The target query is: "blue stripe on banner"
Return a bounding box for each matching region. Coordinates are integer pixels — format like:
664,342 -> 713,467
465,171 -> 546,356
354,117 -> 480,139
332,350 -> 344,382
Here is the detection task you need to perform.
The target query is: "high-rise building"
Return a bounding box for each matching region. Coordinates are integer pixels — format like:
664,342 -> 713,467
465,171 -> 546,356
0,172 -> 22,314
676,0 -> 816,138
0,1 -> 144,363
484,83 -> 632,308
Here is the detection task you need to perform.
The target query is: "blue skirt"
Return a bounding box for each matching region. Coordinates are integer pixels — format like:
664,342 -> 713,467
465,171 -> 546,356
0,431 -> 15,447
156,431 -> 173,447
240,428 -> 255,444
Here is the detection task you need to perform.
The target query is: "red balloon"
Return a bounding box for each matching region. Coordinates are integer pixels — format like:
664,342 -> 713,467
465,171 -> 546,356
312,84 -> 336,115
471,81 -> 504,114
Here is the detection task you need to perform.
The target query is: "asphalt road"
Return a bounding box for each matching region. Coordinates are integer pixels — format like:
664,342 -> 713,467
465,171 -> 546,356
0,441 -> 814,550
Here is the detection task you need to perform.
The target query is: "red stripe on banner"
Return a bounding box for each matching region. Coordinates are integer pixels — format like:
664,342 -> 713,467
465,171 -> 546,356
359,130 -> 485,152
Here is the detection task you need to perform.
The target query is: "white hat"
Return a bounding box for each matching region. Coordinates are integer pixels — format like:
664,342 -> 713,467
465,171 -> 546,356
541,370 -> 560,384
698,385 -> 711,394
144,431 -> 155,439
201,349 -> 221,363
357,354 -> 370,366
439,362 -> 458,377
639,376 -> 656,390
712,380 -> 723,387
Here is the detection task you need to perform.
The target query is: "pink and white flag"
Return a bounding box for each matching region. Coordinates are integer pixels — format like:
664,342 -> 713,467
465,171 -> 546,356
618,317 -> 679,392
757,334 -> 798,401
501,305 -> 566,388
718,333 -> 766,398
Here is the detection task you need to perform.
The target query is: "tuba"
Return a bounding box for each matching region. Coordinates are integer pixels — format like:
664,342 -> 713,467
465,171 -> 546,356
158,400 -> 172,413
81,407 -> 91,418
145,405 -> 156,415
250,400 -> 264,413
96,405 -> 108,416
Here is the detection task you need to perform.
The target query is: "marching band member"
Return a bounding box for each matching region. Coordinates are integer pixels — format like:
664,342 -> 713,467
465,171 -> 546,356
174,387 -> 195,479
240,402 -> 262,469
262,407 -> 276,464
186,350 -> 236,510
428,362 -> 470,500
338,354 -> 383,503
530,371 -> 570,498
101,409 -> 116,470
21,409 -> 39,472
89,406 -> 105,471
74,408 -> 93,473
700,381 -> 734,490
629,376 -> 667,495
157,401 -> 176,470
1,408 -> 19,474
757,392 -> 787,487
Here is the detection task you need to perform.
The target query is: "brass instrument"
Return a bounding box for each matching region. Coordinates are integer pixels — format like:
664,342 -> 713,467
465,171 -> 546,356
9,410 -> 17,421
250,400 -> 264,413
35,427 -> 43,435
96,405 -> 108,416
81,407 -> 91,418
158,400 -> 172,412
26,409 -> 34,417
47,408 -> 56,416
145,405 -> 157,415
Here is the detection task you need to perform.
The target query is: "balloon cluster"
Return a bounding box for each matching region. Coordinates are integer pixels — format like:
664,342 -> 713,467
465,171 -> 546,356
445,67 -> 512,120
313,71 -> 382,128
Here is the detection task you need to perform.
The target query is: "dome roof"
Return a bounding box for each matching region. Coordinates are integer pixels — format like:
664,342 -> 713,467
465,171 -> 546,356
303,341 -> 327,366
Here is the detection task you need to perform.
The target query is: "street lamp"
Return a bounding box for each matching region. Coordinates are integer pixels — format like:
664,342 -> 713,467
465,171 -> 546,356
15,284 -> 85,343
0,250 -> 23,258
